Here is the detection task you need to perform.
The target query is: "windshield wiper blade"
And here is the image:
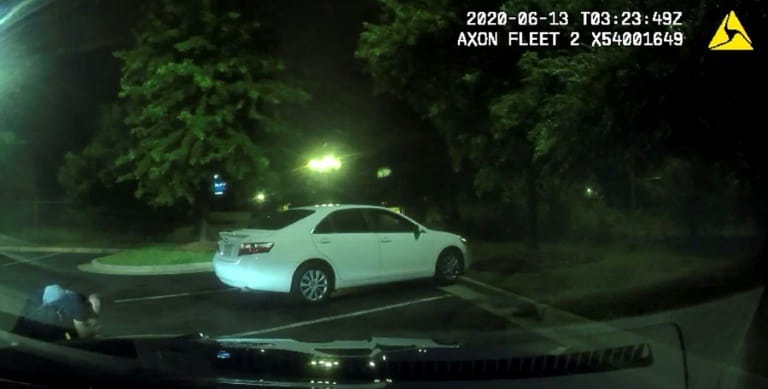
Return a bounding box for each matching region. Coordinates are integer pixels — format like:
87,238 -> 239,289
213,336 -> 459,357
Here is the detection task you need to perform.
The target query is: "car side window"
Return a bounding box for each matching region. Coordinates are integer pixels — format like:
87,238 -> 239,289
369,210 -> 415,233
328,210 -> 371,233
313,216 -> 335,234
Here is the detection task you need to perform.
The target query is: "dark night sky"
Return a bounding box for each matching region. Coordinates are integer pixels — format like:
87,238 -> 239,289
2,0 -> 425,196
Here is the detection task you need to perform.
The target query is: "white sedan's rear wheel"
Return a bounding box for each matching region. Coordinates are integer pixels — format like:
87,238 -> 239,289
292,264 -> 333,303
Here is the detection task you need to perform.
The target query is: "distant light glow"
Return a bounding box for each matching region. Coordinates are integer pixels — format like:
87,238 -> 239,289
0,1 -> 52,105
0,0 -> 52,31
254,192 -> 266,202
584,186 -> 596,199
377,167 -> 391,178
307,154 -> 342,172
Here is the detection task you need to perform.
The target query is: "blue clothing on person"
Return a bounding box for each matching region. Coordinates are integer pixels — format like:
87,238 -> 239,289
42,284 -> 75,305
41,284 -> 92,323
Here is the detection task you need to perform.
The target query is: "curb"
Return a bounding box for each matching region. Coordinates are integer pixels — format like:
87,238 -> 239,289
457,275 -> 673,345
0,246 -> 122,254
79,259 -> 213,275
459,275 -> 589,325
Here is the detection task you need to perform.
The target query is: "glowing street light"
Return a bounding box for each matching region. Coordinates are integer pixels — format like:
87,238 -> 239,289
254,192 -> 266,202
307,154 -> 342,173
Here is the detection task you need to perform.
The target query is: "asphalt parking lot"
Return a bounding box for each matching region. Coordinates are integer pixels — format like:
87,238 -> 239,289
0,251 -> 532,343
3,250 -> 768,388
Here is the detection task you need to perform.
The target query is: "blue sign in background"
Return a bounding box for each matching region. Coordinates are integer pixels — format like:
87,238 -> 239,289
212,174 -> 227,196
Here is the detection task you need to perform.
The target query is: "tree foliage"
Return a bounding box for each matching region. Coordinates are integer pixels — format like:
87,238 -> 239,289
114,0 -> 309,209
356,0 -> 602,246
357,0 -> 766,245
59,104 -> 130,202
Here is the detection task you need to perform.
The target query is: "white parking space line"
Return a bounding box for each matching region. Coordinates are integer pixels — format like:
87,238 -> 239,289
0,252 -> 61,267
220,294 -> 452,338
113,288 -> 237,303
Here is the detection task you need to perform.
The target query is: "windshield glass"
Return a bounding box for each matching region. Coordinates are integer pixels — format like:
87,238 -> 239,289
0,0 -> 765,387
248,210 -> 314,230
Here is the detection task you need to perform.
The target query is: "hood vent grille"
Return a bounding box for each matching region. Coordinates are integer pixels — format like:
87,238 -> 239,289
211,343 -> 652,382
382,343 -> 653,381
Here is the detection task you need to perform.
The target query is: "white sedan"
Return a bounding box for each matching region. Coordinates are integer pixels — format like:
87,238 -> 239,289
213,204 -> 470,303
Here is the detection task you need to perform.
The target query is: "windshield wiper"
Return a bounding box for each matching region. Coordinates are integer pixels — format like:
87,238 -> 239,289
213,336 -> 458,358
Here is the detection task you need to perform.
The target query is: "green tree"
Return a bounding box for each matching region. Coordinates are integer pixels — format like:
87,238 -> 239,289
356,0 -> 602,248
357,0 -> 765,248
59,104 -> 130,203
114,0 -> 309,241
563,0 -> 766,223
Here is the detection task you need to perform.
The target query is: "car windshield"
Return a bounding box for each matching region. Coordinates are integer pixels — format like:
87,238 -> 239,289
248,210 -> 314,230
0,0 -> 765,387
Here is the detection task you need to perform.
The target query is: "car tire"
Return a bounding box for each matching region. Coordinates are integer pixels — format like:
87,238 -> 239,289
292,263 -> 333,304
434,249 -> 463,285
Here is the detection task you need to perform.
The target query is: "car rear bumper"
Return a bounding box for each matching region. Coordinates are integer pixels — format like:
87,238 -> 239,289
213,254 -> 294,293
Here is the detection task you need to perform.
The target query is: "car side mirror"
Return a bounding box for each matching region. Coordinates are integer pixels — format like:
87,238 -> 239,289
414,226 -> 426,240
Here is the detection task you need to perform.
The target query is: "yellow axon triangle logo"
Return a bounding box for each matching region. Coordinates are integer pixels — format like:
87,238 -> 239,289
708,11 -> 753,50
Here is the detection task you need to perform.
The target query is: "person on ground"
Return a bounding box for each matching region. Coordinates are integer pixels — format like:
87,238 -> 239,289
12,284 -> 101,341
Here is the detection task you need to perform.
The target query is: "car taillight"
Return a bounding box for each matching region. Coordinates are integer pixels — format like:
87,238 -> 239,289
238,242 -> 274,256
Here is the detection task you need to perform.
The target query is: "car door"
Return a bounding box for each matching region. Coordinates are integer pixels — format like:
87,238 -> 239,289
311,209 -> 381,287
366,209 -> 434,281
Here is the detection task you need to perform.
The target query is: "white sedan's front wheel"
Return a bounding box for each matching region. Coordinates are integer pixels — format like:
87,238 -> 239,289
434,250 -> 463,285
292,264 -> 333,303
